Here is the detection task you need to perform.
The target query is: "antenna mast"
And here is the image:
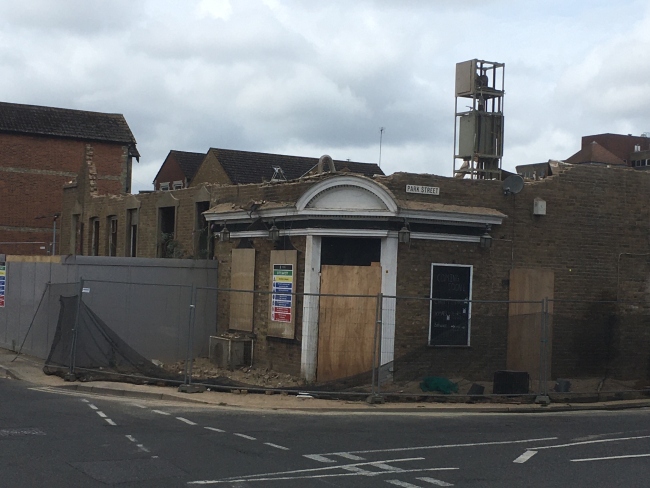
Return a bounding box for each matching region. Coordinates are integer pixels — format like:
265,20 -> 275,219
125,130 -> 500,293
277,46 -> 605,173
379,127 -> 385,167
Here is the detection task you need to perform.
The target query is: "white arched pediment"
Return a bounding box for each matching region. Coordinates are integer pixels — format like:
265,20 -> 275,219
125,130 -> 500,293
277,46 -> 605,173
296,176 -> 398,213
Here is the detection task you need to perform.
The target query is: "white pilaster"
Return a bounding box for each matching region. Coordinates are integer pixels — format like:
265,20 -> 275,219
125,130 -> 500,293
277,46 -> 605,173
380,236 -> 398,367
300,235 -> 321,382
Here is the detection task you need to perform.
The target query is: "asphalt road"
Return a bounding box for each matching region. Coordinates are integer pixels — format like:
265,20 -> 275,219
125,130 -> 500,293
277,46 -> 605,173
1,377 -> 650,487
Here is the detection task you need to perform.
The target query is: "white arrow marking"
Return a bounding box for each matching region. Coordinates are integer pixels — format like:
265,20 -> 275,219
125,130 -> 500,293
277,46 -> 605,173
513,450 -> 538,463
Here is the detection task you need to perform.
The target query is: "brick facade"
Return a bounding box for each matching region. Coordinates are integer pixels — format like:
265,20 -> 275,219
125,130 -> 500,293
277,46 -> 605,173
62,164 -> 650,382
0,103 -> 136,256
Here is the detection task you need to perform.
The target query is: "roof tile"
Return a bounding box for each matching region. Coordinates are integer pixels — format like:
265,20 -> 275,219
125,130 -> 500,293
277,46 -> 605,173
0,101 -> 136,144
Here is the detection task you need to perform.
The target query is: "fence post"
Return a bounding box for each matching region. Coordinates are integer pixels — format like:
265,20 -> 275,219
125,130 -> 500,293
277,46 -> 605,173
535,297 -> 550,404
183,284 -> 197,386
377,294 -> 384,396
66,278 -> 84,381
542,297 -> 549,396
368,293 -> 384,404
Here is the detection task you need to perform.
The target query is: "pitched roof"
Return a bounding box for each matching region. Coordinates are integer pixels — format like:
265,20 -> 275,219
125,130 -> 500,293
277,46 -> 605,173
0,101 -> 137,144
209,148 -> 384,184
171,150 -> 205,181
565,141 -> 626,166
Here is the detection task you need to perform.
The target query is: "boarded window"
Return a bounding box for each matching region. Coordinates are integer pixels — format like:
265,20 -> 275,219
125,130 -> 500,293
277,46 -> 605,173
229,248 -> 255,332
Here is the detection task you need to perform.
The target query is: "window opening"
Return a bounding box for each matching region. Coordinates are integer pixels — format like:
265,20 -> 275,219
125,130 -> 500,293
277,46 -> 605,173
126,209 -> 138,257
320,237 -> 381,266
195,201 -> 210,259
90,218 -> 100,256
159,206 -> 177,258
107,216 -> 118,256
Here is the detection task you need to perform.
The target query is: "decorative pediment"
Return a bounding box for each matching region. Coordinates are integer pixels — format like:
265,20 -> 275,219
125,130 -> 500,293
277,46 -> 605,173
296,176 -> 398,213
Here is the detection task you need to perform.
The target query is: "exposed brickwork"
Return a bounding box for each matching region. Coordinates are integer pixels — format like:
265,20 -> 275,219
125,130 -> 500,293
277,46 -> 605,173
191,151 -> 232,187
0,128 -> 135,255
62,165 -> 650,381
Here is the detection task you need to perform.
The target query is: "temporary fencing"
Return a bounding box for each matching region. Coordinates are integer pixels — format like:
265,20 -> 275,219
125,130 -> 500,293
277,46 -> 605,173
14,281 -> 650,402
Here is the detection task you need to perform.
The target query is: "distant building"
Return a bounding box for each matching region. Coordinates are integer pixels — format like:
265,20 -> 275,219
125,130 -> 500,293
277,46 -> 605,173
0,101 -> 138,255
572,133 -> 650,167
517,133 -> 650,180
189,148 -> 382,187
153,150 -> 205,191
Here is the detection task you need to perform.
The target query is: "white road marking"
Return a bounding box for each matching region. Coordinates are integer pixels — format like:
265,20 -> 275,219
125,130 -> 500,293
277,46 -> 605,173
264,442 -> 290,451
571,453 -> 650,463
81,399 -> 89,403
153,410 -> 171,416
88,404 -> 98,410
571,432 -> 624,442
125,435 -> 150,453
513,450 -> 538,463
234,433 -> 257,441
336,452 -> 366,461
304,454 -> 337,463
204,427 -> 225,433
96,411 -> 107,418
132,404 -> 147,409
315,437 -> 558,458
0,428 -> 45,437
386,481 -> 420,487
342,466 -> 375,476
105,419 -> 117,426
418,477 -> 454,486
530,435 -> 650,450
375,463 -> 405,472
30,387 -> 99,398
176,417 -> 197,426
137,444 -> 150,453
188,457 -> 457,485
189,467 -> 458,484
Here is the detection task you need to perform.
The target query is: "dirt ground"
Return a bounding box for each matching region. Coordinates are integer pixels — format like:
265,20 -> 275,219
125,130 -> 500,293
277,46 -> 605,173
164,357 -> 649,396
164,358 -> 305,389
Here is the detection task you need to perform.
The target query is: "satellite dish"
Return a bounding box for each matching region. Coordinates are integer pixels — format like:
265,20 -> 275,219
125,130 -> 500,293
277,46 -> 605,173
502,174 -> 524,195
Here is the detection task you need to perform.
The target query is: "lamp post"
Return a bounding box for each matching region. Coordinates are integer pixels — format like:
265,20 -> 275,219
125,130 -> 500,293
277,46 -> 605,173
52,213 -> 60,255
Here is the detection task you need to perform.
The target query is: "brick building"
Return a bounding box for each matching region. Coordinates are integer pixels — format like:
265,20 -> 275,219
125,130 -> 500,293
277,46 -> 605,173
0,101 -> 138,255
568,133 -> 650,167
153,150 -> 205,191
61,159 -> 650,385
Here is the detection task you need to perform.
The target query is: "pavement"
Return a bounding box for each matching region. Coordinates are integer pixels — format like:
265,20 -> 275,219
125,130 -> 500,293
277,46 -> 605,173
2,347 -> 650,414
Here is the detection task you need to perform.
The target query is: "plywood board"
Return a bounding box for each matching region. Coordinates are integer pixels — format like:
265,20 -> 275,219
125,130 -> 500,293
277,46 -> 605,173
317,265 -> 382,382
268,250 -> 298,339
229,248 -> 255,332
507,268 -> 554,380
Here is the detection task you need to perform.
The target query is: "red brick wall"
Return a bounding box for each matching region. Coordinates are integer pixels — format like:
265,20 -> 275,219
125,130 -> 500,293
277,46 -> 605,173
582,134 -> 650,164
0,133 -> 129,255
154,155 -> 185,190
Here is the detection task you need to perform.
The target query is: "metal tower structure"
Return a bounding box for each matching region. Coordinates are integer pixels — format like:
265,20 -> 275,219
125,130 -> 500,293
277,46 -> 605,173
453,59 -> 505,179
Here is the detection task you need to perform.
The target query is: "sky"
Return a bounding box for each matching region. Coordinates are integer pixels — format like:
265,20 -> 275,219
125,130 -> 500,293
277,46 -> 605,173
1,0 -> 649,192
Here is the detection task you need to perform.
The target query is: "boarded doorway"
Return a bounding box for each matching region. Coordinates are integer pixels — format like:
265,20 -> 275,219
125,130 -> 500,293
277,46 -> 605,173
507,268 -> 554,381
317,265 -> 382,382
